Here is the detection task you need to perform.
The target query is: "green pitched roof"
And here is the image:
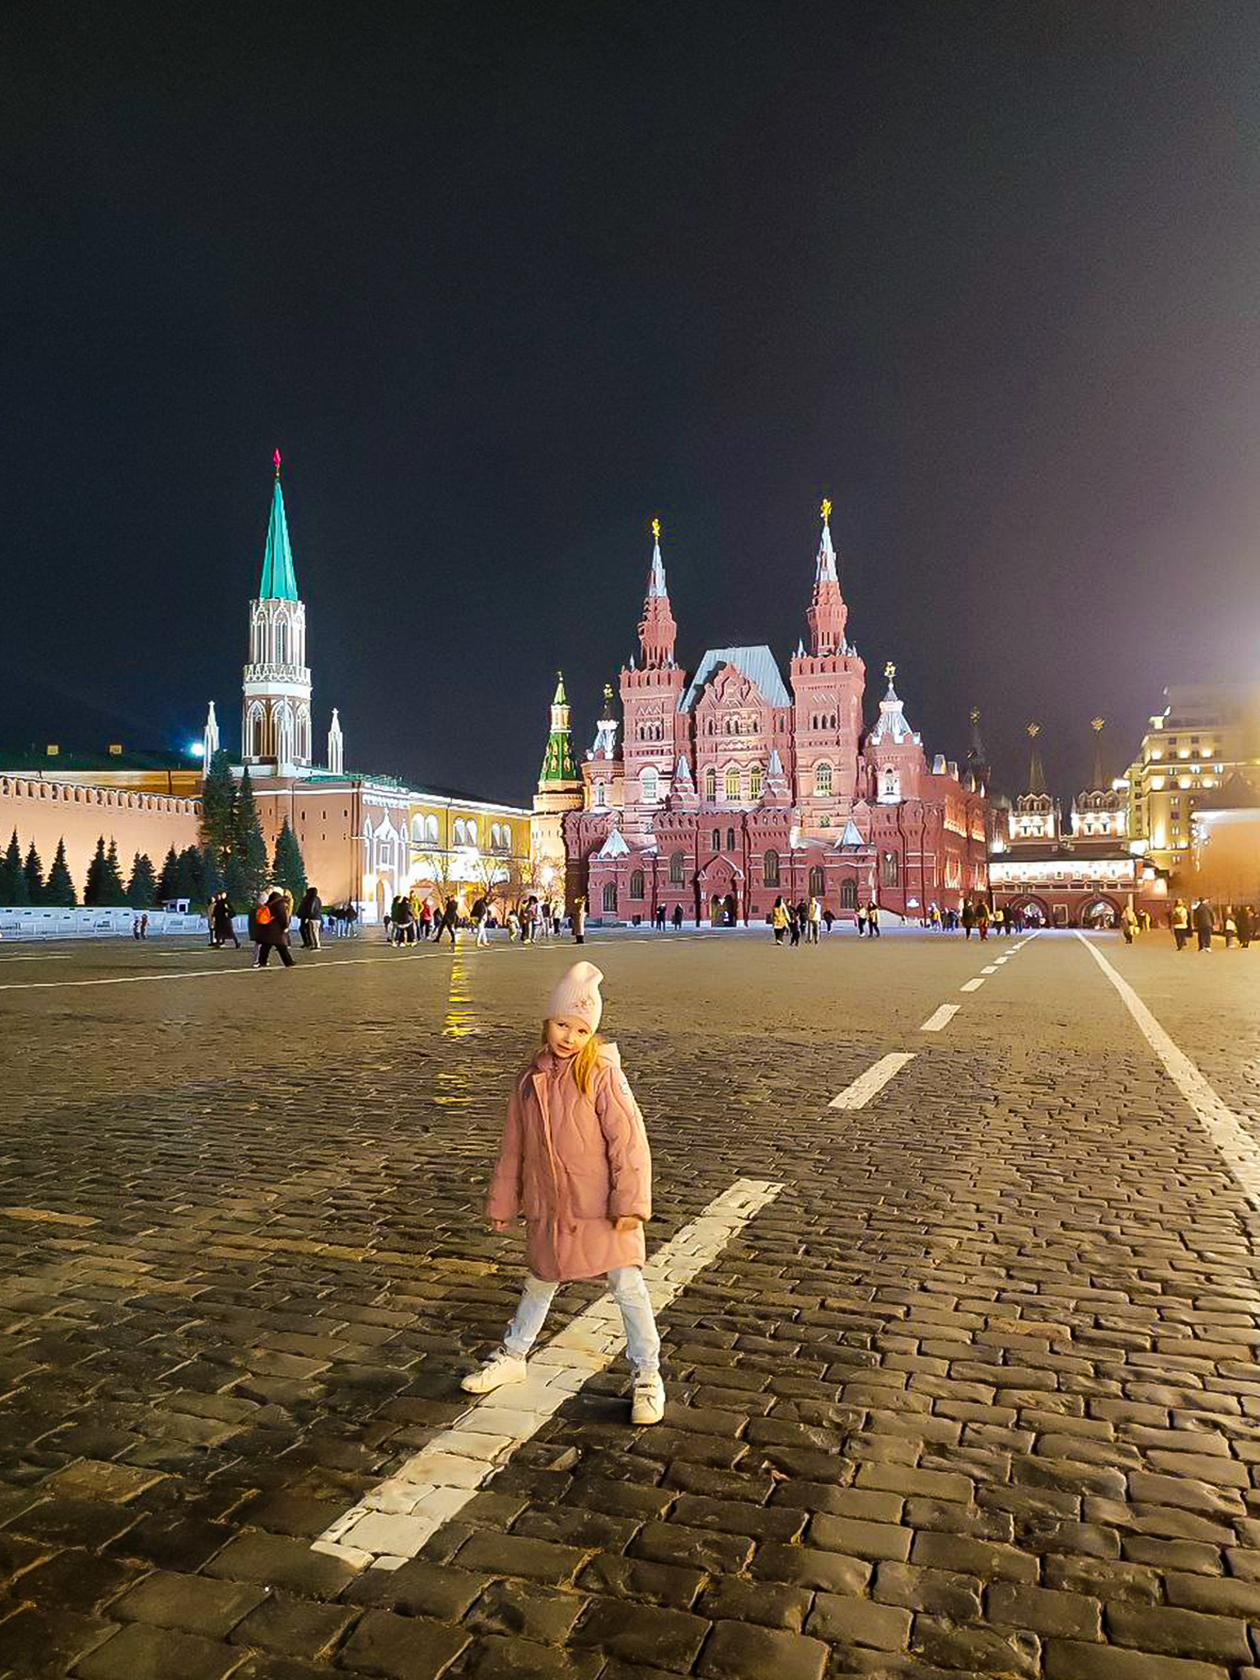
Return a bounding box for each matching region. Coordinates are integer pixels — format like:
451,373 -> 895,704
259,476 -> 300,601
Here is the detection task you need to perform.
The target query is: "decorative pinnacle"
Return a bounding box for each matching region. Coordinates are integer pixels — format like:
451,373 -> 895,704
1091,716 -> 1105,733
1027,722 -> 1041,739
273,448 -> 281,477
970,707 -> 981,724
821,497 -> 832,523
651,516 -> 661,543
884,662 -> 896,681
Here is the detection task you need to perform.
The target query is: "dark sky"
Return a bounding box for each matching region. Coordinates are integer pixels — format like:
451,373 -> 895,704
5,2 -> 1260,806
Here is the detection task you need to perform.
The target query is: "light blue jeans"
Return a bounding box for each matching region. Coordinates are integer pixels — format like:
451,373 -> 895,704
502,1267 -> 661,1376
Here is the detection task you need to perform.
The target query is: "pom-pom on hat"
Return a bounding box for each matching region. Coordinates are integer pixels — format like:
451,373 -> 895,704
547,962 -> 604,1032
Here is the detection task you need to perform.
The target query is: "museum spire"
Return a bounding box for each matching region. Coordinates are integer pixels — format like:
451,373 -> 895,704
1025,723 -> 1047,796
637,517 -> 677,668
807,498 -> 848,656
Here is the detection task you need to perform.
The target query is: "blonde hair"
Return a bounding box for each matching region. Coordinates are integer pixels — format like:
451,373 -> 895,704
541,1022 -> 603,1097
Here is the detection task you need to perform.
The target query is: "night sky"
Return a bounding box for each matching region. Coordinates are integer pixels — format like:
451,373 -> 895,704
5,3 -> 1260,807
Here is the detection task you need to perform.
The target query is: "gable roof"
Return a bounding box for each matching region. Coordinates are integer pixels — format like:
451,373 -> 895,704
679,646 -> 791,712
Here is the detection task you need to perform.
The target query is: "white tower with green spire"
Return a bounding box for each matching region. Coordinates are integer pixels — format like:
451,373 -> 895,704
531,672 -> 585,904
242,450 -> 313,771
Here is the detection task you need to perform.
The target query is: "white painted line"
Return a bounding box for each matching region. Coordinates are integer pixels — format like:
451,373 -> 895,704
920,1003 -> 960,1033
0,952 -> 436,992
1075,932 -> 1260,1211
960,977 -> 985,992
312,1176 -> 785,1570
981,965 -> 998,974
829,1052 -> 916,1109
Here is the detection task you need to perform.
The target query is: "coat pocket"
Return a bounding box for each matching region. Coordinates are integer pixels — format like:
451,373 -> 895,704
566,1167 -> 612,1220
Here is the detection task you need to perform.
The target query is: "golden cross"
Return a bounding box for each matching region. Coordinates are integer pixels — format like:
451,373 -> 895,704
884,662 -> 896,681
651,517 -> 661,543
1091,716 -> 1105,733
970,707 -> 981,724
820,497 -> 832,522
1027,722 -> 1041,739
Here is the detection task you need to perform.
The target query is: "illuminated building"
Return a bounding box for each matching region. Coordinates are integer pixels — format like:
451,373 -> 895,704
558,507 -> 988,924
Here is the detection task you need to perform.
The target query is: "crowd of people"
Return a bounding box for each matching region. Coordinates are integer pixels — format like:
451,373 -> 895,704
1166,898 -> 1254,952
383,892 -> 572,948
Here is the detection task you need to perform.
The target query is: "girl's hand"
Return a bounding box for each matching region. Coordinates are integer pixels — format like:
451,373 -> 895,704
612,1216 -> 641,1233
490,1218 -> 514,1233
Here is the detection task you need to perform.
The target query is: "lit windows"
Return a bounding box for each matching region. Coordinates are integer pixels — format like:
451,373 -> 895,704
640,767 -> 659,804
814,762 -> 833,797
725,767 -> 740,800
704,768 -> 717,802
750,765 -> 763,799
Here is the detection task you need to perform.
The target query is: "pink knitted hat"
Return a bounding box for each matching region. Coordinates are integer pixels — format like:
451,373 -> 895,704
546,961 -> 604,1032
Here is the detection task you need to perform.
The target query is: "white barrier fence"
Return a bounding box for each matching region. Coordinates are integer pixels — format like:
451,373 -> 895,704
0,907 -> 214,941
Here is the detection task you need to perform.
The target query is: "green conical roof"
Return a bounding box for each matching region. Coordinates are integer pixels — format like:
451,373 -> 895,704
259,475 -> 299,601
539,670 -> 579,787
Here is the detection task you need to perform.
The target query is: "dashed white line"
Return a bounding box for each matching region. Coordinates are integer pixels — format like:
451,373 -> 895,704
829,1052 -> 916,1109
960,977 -> 985,993
312,1177 -> 785,1571
1075,932 -> 1260,1211
920,1004 -> 960,1033
981,965 -> 998,974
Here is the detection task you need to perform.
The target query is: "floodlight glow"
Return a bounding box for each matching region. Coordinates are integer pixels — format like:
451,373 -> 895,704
188,741 -> 205,757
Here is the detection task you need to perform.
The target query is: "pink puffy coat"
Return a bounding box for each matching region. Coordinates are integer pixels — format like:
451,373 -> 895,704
486,1043 -> 652,1282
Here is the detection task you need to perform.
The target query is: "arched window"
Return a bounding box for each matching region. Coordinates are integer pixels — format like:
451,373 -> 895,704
453,819 -> 466,845
594,782 -> 607,810
641,767 -> 659,804
603,882 -> 617,912
809,866 -> 824,897
814,762 -> 833,797
411,815 -> 424,845
629,870 -> 645,900
725,767 -> 740,800
750,765 -> 763,799
464,819 -> 477,847
426,815 -> 439,843
840,879 -> 857,909
726,827 -> 736,852
881,768 -> 900,803
881,851 -> 900,887
763,849 -> 780,887
704,768 -> 717,802
669,851 -> 684,885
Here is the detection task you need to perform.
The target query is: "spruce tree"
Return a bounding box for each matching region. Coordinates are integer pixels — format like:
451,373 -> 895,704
200,748 -> 236,869
127,852 -> 157,908
234,767 -> 270,899
45,838 -> 78,907
102,839 -> 128,907
200,844 -> 224,899
156,845 -> 180,905
23,841 -> 44,905
2,830 -> 28,906
271,818 -> 307,899
174,846 -> 204,903
84,837 -> 109,906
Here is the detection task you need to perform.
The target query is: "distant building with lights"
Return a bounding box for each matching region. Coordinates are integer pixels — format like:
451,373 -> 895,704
988,720 -> 1163,928
553,508 -> 989,924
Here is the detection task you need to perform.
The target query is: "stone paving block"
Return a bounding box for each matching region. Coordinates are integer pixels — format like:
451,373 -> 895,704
1104,1603 -> 1252,1664
988,1580 -> 1103,1639
571,1597 -> 710,1671
1162,1570 -> 1260,1616
202,1531 -> 358,1599
337,1609 -> 471,1680
11,1544 -> 145,1613
342,1558 -> 492,1619
113,1568 -> 267,1637
872,1559 -> 982,1619
10,1495 -> 140,1549
698,1574 -> 811,1631
228,1591 -> 359,1657
805,1593 -> 912,1648
910,1614 -> 1041,1677
909,1529 -> 1038,1581
0,1604 -> 116,1678
42,1458 -> 166,1502
464,1578 -> 586,1643
809,1514 -> 912,1562
630,1519 -> 754,1574
695,1619 -> 829,1680
750,1541 -> 871,1594
578,1552 -> 707,1609
464,1634 -> 605,1680
74,1621 -> 248,1680
1045,1642 -> 1234,1680
454,1531 -> 590,1585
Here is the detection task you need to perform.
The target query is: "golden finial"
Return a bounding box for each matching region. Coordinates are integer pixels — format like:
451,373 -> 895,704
651,517 -> 661,543
884,662 -> 896,681
820,497 -> 832,523
1027,722 -> 1041,739
970,707 -> 981,725
1091,716 -> 1105,733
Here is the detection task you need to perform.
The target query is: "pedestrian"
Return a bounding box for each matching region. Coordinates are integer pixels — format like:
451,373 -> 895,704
771,896 -> 788,945
1120,902 -> 1138,945
507,907 -> 521,941
962,901 -> 975,940
133,915 -> 143,941
433,896 -> 458,946
654,904 -> 666,931
788,903 -> 801,947
1238,904 -> 1253,950
672,904 -> 683,930
392,896 -> 415,946
808,896 -> 822,944
976,902 -> 990,941
212,892 -> 240,950
573,895 -> 587,944
1225,906 -> 1238,949
254,889 -> 295,968
823,906 -> 834,933
419,901 -> 433,941
472,896 -> 490,946
297,885 -> 323,950
867,900 -> 881,938
1193,898 -> 1214,952
992,906 -> 1004,938
856,903 -> 867,937
462,961 -> 664,1425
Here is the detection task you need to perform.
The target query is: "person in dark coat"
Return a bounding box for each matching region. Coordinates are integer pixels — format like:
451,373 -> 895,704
212,893 -> 240,950
434,897 -> 459,946
1238,905 -> 1254,950
672,904 -> 683,930
255,891 -> 295,967
1192,899 -> 1214,952
297,886 -> 323,950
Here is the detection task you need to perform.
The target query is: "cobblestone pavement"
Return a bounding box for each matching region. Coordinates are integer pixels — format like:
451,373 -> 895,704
2,926 -> 1260,1678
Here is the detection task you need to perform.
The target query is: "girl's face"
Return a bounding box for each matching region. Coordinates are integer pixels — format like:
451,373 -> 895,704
546,1016 -> 591,1059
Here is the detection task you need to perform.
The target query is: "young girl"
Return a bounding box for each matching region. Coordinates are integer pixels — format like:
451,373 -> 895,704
463,962 -> 664,1425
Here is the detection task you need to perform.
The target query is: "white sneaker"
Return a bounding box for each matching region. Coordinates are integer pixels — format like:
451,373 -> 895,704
461,1351 -> 527,1395
631,1372 -> 666,1426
